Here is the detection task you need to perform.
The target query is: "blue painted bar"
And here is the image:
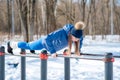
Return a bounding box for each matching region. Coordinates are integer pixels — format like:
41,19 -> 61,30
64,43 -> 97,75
40,50 -> 48,80
21,49 -> 26,80
0,46 -> 5,80
41,60 -> 47,80
105,53 -> 114,80
64,58 -> 70,80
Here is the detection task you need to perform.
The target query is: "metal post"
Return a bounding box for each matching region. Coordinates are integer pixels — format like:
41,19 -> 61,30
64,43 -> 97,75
40,50 -> 48,80
41,60 -> 47,80
20,49 -> 26,80
64,58 -> 70,80
0,46 -> 5,80
104,53 -> 114,80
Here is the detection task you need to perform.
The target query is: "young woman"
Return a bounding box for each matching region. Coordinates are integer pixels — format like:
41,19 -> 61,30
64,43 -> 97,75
8,21 -> 85,57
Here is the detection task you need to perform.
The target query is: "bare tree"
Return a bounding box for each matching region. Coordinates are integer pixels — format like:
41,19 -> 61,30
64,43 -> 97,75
65,0 -> 75,23
1,0 -> 120,41
77,0 -> 87,22
41,0 -> 57,34
113,0 -> 120,40
7,0 -> 12,39
16,0 -> 36,42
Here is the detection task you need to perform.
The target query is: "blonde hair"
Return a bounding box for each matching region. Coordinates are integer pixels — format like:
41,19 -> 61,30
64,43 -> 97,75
75,21 -> 86,30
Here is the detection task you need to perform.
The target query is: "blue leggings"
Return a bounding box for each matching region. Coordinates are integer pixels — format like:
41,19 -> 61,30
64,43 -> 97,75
18,38 -> 44,50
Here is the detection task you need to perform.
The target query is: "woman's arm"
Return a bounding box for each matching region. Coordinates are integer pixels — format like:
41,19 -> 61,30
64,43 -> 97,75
74,40 -> 80,56
68,34 -> 72,55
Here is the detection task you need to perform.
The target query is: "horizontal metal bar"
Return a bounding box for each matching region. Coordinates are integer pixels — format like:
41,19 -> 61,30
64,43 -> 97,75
5,53 -> 104,61
5,53 -> 39,58
5,52 -> 120,58
81,53 -> 120,58
57,54 -> 103,61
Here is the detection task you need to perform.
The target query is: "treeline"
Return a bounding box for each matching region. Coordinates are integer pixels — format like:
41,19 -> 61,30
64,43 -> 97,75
0,0 -> 120,41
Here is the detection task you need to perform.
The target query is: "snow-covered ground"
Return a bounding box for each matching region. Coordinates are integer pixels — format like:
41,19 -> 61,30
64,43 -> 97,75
1,35 -> 120,80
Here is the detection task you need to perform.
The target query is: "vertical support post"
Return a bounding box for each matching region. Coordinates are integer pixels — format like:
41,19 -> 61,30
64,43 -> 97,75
0,46 -> 5,80
64,57 -> 70,80
39,50 -> 48,80
20,49 -> 26,80
104,53 -> 114,80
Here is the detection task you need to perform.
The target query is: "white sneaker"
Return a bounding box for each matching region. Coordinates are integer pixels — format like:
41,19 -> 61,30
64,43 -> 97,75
9,41 -> 18,49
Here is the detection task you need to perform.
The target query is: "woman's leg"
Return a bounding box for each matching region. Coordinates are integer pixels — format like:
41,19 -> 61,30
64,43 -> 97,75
18,38 -> 44,50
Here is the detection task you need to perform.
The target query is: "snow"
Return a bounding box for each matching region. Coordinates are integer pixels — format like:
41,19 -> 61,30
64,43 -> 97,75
1,35 -> 120,80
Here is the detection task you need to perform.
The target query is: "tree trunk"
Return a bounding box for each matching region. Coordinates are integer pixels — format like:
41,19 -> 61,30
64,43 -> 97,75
7,0 -> 12,39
